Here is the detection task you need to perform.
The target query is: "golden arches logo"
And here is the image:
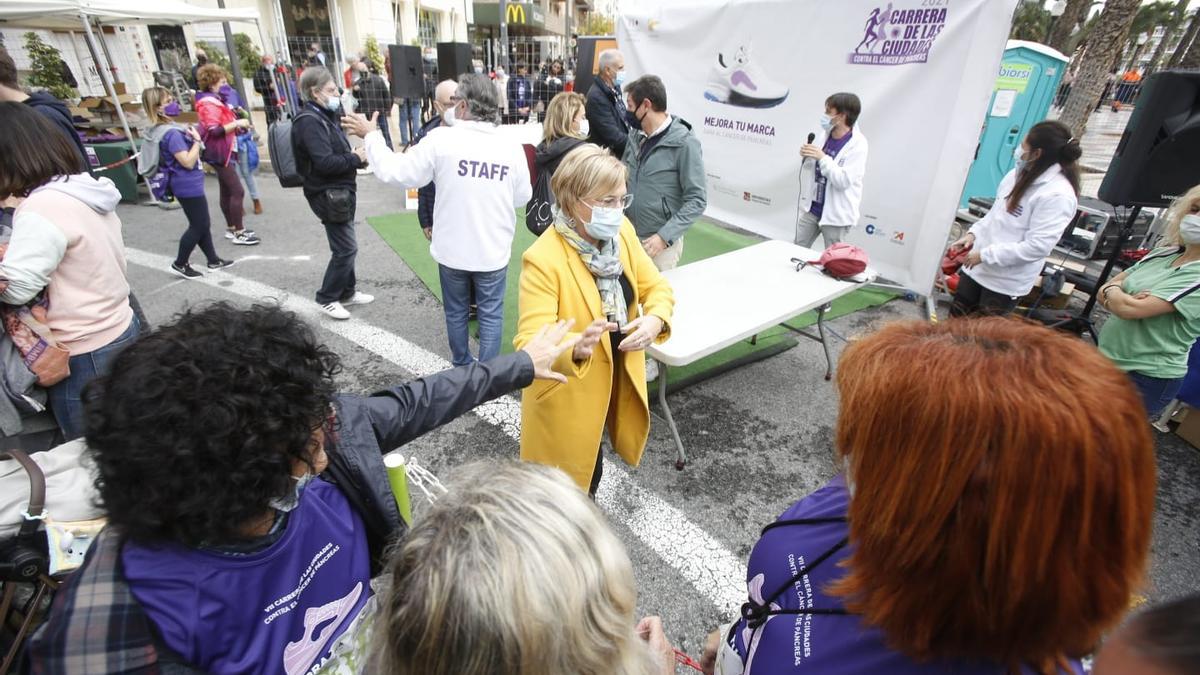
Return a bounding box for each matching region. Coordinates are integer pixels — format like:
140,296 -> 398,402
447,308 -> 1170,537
506,3 -> 527,24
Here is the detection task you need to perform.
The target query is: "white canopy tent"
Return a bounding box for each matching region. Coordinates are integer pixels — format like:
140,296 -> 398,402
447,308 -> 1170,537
0,0 -> 265,160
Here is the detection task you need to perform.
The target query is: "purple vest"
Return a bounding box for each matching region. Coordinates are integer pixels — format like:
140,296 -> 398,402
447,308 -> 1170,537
122,478 -> 373,674
729,476 -> 1089,674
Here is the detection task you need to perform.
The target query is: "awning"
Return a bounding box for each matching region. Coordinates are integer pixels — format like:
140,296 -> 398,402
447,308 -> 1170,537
0,0 -> 260,30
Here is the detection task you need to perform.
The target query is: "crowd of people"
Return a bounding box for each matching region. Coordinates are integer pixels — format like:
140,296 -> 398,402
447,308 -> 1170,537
0,36 -> 1197,675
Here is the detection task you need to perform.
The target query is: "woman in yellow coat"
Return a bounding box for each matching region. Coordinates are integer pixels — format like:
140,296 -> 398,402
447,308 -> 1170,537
515,144 -> 675,495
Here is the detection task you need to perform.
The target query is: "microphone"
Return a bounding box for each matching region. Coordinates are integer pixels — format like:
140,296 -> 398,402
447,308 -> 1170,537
807,132 -> 816,144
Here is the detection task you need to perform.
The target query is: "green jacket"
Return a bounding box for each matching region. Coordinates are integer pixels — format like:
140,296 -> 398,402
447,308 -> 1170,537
622,116 -> 707,244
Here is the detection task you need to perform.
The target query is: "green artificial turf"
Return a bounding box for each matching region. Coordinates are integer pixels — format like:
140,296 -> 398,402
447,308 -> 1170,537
367,212 -> 896,389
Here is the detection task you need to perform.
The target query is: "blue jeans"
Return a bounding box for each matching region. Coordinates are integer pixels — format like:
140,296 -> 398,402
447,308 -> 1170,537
398,99 -> 421,145
48,315 -> 141,440
234,146 -> 260,201
438,264 -> 506,367
1128,371 -> 1183,418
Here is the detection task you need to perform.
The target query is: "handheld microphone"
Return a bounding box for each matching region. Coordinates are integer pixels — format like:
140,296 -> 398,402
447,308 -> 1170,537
807,132 -> 816,144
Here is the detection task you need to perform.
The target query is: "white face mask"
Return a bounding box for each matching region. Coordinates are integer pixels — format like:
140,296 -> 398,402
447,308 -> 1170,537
1180,214 -> 1200,245
270,472 -> 315,513
443,102 -> 458,126
1013,146 -> 1028,172
577,119 -> 590,137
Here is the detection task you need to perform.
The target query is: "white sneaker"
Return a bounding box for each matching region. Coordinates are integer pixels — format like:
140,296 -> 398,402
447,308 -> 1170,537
319,301 -> 350,320
230,230 -> 261,246
704,44 -> 789,109
343,292 -> 375,306
225,228 -> 257,240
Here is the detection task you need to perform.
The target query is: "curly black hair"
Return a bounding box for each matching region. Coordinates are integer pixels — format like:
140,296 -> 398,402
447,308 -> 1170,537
82,302 -> 341,547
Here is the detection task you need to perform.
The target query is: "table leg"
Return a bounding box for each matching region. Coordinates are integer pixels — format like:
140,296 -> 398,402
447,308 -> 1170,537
656,361 -> 688,470
817,303 -> 833,381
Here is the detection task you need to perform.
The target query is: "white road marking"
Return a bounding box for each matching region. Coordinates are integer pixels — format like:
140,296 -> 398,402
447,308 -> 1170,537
234,254 -> 315,262
124,246 -> 747,615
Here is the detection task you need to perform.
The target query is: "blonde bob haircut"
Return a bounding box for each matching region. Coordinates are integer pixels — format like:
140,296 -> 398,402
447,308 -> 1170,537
140,86 -> 173,126
542,91 -> 587,143
373,460 -> 660,675
1158,183 -> 1200,247
550,143 -> 628,221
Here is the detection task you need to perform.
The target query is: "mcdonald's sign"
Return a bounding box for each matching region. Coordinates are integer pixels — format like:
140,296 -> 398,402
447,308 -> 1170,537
473,2 -> 545,28
506,3 -> 527,24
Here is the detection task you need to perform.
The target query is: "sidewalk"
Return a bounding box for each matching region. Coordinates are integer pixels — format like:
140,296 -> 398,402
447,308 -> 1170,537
1051,106 -> 1134,199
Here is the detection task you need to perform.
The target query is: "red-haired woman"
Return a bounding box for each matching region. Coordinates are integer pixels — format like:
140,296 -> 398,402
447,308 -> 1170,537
949,121 -> 1081,316
195,63 -> 260,246
701,318 -> 1155,674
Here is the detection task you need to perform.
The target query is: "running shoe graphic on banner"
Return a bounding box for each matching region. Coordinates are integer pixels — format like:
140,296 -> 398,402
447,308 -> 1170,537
704,45 -> 789,109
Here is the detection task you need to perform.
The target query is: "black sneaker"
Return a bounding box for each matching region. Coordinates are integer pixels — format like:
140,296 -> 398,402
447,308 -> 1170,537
207,258 -> 235,270
171,262 -> 202,279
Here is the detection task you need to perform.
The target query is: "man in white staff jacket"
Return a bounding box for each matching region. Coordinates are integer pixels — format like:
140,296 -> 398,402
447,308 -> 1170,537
796,92 -> 869,250
342,73 -> 532,367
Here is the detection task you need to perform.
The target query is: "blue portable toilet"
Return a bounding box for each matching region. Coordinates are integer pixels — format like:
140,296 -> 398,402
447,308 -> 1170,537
960,40 -> 1069,207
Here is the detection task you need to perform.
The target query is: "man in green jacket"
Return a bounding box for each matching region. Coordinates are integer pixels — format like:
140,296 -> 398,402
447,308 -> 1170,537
622,75 -> 707,271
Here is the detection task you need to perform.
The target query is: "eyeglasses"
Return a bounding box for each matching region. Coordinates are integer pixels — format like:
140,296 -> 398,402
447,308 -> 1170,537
588,194 -> 635,210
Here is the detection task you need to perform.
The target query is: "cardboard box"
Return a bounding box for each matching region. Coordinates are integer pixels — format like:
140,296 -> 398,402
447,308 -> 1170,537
1176,406 -> 1200,449
112,81 -> 127,96
1019,277 -> 1076,310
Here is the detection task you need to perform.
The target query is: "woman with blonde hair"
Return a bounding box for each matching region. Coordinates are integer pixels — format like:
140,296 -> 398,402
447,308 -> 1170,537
1098,183 -> 1200,416
374,460 -> 675,675
140,86 -> 232,278
515,144 -> 674,495
701,318 -> 1156,674
526,91 -> 589,235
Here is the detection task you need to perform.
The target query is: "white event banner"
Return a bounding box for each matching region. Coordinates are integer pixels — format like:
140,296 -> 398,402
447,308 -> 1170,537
617,0 -> 1019,295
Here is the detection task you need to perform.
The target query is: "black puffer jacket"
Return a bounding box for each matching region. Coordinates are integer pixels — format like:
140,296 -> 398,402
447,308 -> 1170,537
534,135 -> 587,183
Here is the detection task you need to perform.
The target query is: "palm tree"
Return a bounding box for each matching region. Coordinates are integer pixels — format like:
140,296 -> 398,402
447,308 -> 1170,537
1168,8 -> 1200,68
1048,0 -> 1094,53
1123,2 -> 1177,71
1010,2 -> 1051,42
1059,0 -> 1142,138
1145,0 -> 1190,75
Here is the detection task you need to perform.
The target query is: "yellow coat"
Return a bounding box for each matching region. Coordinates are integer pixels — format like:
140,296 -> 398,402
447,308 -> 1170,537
514,220 -> 675,490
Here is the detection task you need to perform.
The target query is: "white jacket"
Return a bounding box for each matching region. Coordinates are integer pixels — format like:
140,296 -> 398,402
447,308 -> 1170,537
364,121 -> 532,272
964,164 -> 1078,297
798,127 -> 869,229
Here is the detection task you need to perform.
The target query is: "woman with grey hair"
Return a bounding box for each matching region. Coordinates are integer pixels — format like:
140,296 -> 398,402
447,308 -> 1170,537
342,74 -> 531,368
373,460 -> 677,675
293,65 -> 375,320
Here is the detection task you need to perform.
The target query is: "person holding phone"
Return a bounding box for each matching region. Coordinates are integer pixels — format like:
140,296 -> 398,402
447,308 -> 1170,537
141,86 -> 233,279
513,144 -> 674,497
948,121 -> 1081,317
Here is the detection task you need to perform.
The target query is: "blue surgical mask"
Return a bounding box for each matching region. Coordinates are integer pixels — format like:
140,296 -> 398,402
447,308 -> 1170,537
270,472 -> 315,513
324,94 -> 342,112
819,114 -> 834,131
584,204 -> 623,240
614,70 -> 627,88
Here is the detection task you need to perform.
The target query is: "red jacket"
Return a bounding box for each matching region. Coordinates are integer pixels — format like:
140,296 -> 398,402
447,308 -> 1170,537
196,92 -> 237,167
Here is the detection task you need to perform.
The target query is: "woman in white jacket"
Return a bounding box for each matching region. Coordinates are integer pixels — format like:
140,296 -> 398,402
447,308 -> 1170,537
796,92 -> 868,249
949,120 -> 1081,317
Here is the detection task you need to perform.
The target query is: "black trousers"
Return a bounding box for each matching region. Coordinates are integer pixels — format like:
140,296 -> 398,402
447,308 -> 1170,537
950,273 -> 1019,318
307,189 -> 359,305
588,447 -> 604,498
175,195 -> 219,266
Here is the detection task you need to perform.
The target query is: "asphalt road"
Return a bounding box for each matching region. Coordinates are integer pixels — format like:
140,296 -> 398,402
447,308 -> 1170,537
118,170 -> 1199,662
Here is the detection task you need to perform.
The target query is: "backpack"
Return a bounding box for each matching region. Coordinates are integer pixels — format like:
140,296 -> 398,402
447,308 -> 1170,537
137,125 -> 183,202
525,169 -> 555,236
808,243 -> 869,280
268,111 -> 314,188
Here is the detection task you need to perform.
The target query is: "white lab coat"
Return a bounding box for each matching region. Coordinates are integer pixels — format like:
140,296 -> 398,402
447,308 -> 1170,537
964,164 -> 1078,297
364,121 -> 532,272
798,127 -> 869,229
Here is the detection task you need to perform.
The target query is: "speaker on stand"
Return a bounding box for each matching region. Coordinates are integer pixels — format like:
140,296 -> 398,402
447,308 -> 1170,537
389,45 -> 425,142
1051,70 -> 1200,340
437,42 -> 473,81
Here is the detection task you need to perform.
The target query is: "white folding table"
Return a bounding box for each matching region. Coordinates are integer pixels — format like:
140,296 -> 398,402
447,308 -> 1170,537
646,240 -> 874,469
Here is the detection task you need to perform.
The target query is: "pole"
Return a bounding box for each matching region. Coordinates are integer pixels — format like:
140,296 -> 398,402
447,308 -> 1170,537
500,0 -> 511,72
91,19 -> 119,83
1080,206 -> 1140,319
80,16 -> 135,148
328,0 -> 348,84
215,0 -> 249,111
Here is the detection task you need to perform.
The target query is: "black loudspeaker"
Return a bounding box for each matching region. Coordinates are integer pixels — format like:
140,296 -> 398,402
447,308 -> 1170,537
1099,70 -> 1200,208
437,42 -> 473,81
388,45 -> 425,99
